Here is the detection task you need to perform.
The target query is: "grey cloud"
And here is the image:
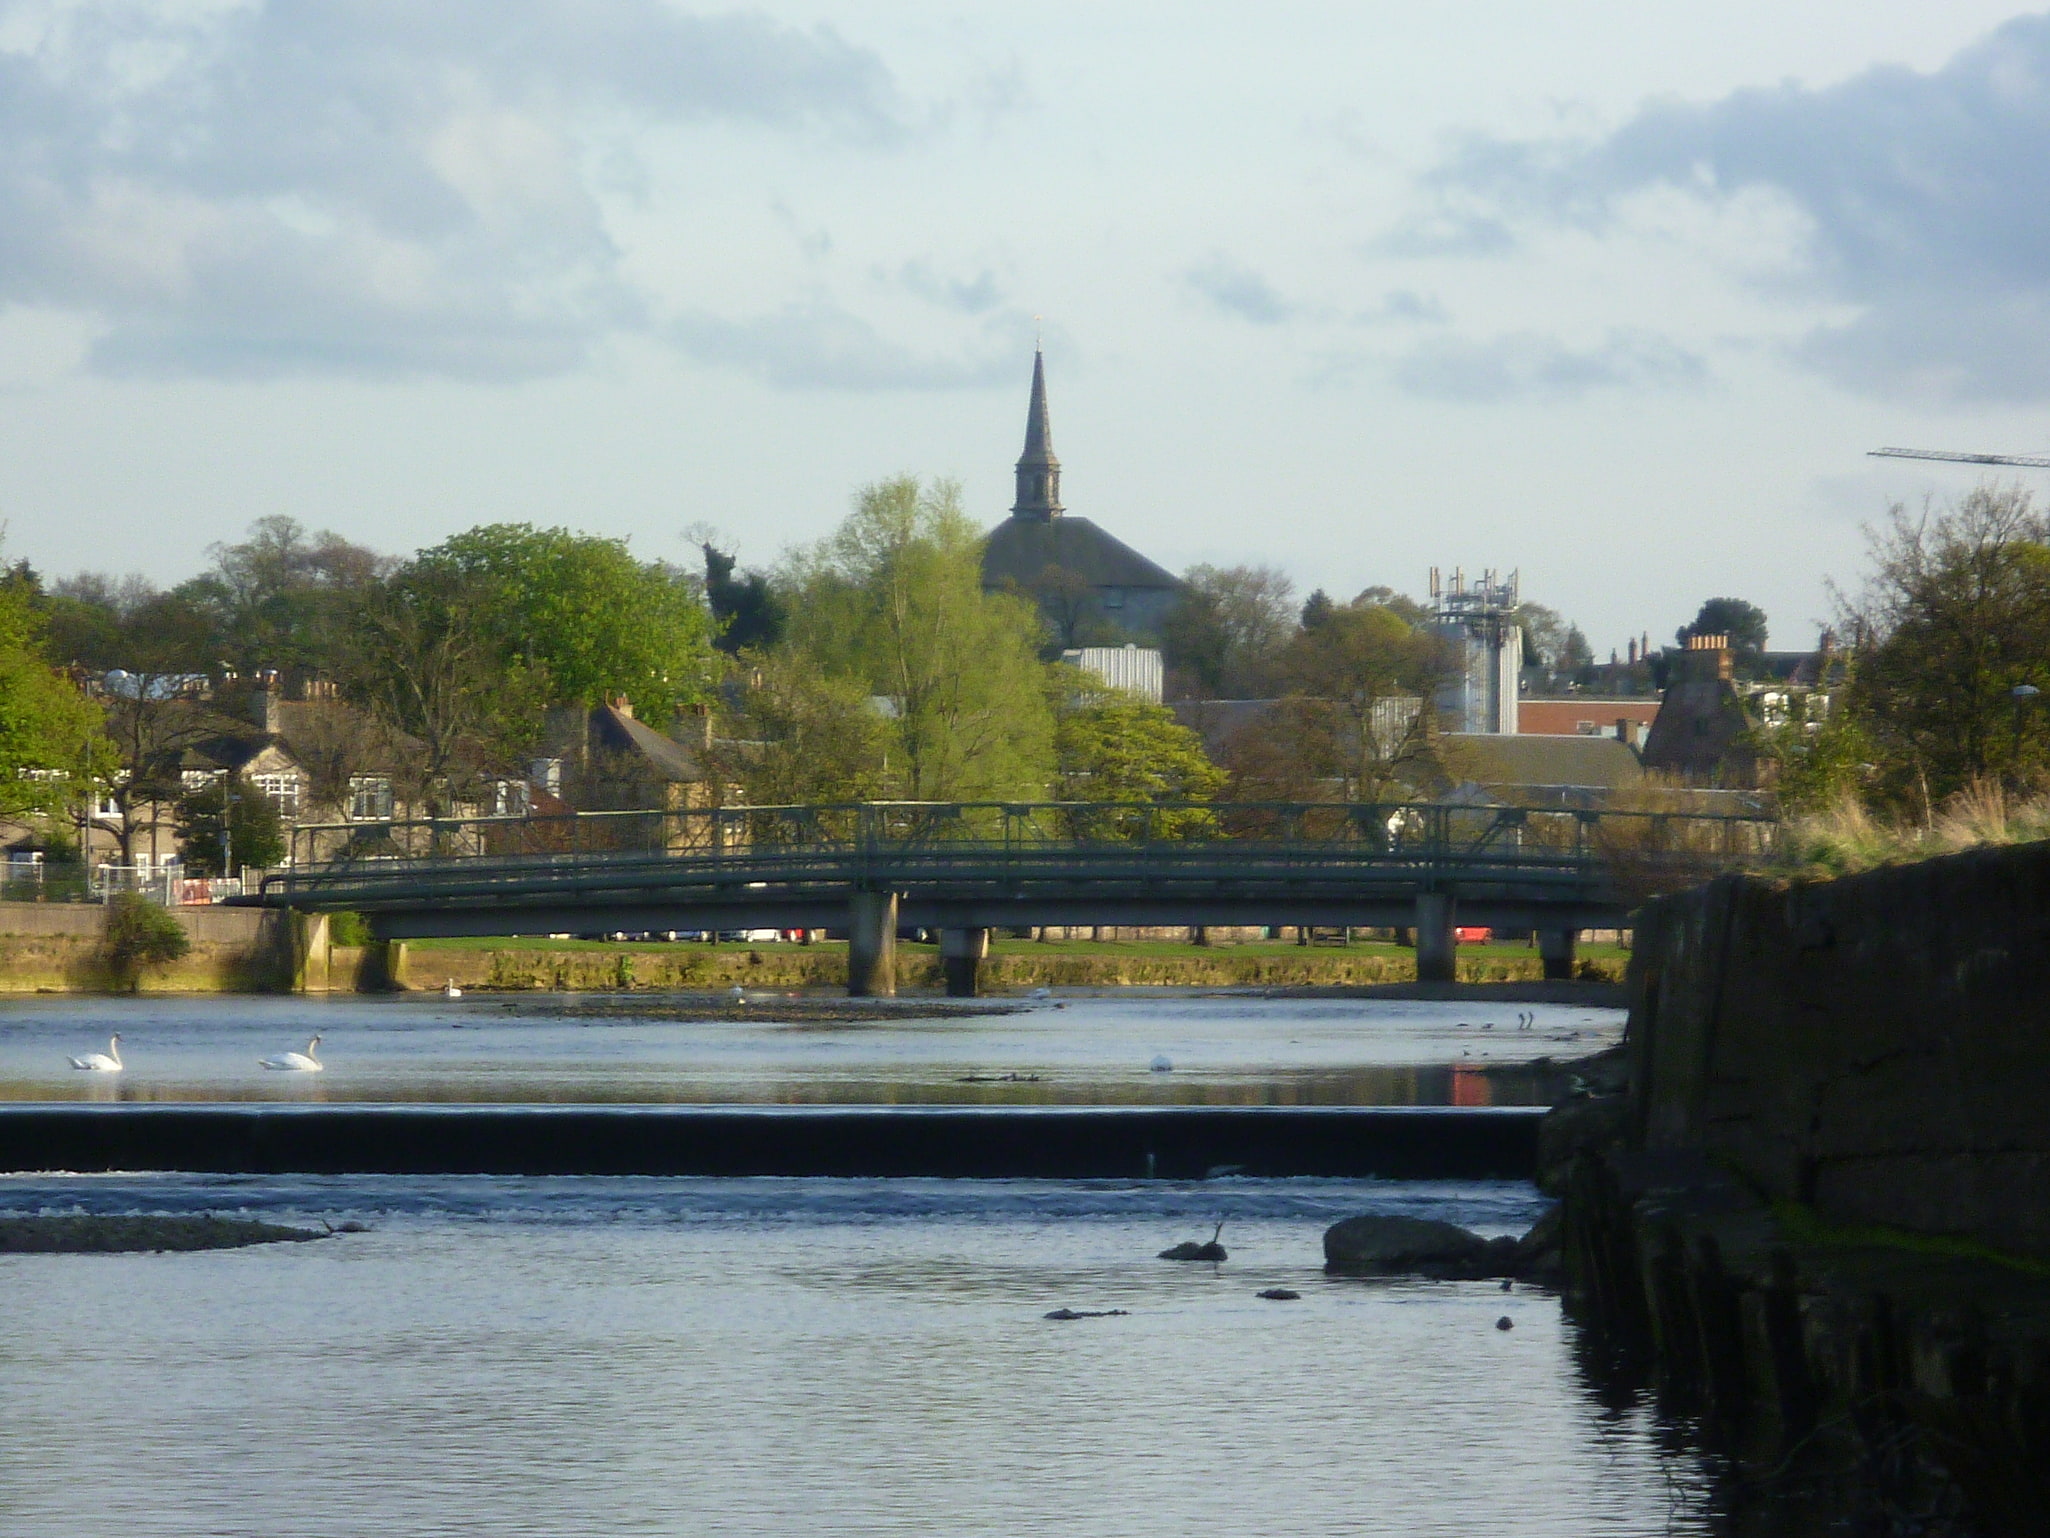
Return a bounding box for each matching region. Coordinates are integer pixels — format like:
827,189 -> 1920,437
1421,14 -> 2050,401
1355,289 -> 1449,326
891,261 -> 1004,314
670,301 -> 1021,390
1186,256 -> 1294,324
1393,330 -> 1706,402
1368,209 -> 1516,259
0,0 -> 907,380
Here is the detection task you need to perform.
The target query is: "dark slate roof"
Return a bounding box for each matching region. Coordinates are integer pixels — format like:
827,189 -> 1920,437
1018,349 -> 1057,473
589,705 -> 706,781
1435,733 -> 1645,792
982,515 -> 1181,592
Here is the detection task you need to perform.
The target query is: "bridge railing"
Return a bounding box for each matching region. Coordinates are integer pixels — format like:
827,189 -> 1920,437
274,799 -> 1779,904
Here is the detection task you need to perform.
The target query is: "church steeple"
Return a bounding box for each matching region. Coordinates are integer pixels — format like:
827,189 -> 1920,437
1011,348 -> 1063,521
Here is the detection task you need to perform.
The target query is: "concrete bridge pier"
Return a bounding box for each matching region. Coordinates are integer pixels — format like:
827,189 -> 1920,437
848,891 -> 899,998
1539,927 -> 1578,981
940,928 -> 991,997
1414,893 -> 1456,983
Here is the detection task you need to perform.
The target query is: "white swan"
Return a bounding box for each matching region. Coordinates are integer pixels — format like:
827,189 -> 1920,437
259,1034 -> 323,1072
442,979 -> 462,999
68,1033 -> 122,1072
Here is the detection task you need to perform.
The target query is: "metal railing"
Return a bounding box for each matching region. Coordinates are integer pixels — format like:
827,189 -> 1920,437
259,800 -> 1780,912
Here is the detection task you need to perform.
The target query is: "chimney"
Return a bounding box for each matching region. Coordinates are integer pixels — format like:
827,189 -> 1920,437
250,687 -> 282,734
675,701 -> 713,752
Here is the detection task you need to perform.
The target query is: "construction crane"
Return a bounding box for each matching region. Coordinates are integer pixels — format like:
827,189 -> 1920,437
1869,446 -> 2050,469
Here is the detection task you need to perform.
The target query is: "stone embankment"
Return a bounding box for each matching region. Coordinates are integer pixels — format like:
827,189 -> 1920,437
1550,844 -> 2050,1535
0,902 -> 287,992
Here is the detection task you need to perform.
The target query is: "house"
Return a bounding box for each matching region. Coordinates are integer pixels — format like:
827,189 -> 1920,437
981,350 -> 1184,646
1519,699 -> 1660,748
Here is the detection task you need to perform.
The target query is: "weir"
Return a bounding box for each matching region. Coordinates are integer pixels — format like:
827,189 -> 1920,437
0,1104 -> 1542,1180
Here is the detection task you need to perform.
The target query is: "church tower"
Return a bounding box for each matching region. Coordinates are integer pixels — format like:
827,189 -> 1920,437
1011,348 -> 1063,521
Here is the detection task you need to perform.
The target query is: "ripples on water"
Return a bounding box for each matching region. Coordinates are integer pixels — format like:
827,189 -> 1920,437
0,1173 -> 1716,1538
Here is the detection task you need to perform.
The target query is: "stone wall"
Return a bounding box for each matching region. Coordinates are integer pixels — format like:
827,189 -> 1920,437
1627,843 -> 2050,1261
0,901 -> 281,992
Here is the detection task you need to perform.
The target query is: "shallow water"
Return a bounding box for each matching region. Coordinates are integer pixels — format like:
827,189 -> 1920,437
0,1173 -> 1713,1538
0,993 -> 1620,1105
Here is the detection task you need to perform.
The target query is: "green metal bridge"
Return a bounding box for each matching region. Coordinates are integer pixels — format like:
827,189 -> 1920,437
244,800 -> 1776,993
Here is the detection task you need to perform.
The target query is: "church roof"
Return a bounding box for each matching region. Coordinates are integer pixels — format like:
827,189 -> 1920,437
982,515 -> 1181,592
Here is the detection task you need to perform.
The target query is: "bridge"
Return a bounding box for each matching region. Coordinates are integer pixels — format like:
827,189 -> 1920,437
244,800 -> 1776,994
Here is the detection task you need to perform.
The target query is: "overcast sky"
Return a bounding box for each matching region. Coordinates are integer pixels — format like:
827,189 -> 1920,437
4,1 -> 2049,656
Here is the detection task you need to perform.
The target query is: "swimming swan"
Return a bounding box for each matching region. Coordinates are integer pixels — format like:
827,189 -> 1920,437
68,1033 -> 122,1072
259,1034 -> 323,1072
442,979 -> 462,999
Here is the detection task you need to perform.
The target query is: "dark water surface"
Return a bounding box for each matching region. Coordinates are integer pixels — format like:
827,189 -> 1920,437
0,1173 -> 1715,1538
0,992 -> 1620,1105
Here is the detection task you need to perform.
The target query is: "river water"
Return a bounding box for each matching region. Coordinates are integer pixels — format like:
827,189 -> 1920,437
0,992 -> 1617,1104
0,993 -> 1724,1536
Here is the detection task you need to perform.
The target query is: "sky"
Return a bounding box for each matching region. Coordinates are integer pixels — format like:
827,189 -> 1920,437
4,1 -> 2050,657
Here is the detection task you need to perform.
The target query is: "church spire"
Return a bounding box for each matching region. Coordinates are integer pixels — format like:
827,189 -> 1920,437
1011,348 -> 1063,521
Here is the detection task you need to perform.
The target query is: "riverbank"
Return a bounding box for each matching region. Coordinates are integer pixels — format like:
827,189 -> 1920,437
373,935 -> 1630,995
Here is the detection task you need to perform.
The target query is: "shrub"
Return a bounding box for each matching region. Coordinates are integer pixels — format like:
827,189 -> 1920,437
102,894 -> 190,991
327,910 -> 373,947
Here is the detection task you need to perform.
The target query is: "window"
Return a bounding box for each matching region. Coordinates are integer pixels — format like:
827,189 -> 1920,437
253,773 -> 301,820
1103,586 -> 1125,609
348,776 -> 394,821
492,780 -> 529,817
181,769 -> 219,793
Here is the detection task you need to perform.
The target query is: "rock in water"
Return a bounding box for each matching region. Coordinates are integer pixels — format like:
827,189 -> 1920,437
1044,1308 -> 1130,1320
1256,1288 -> 1301,1301
1322,1214 -> 1515,1278
1158,1240 -> 1228,1261
1496,1316 -> 1514,1331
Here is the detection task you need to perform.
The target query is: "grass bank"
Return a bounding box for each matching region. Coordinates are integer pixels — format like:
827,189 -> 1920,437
398,936 -> 1630,993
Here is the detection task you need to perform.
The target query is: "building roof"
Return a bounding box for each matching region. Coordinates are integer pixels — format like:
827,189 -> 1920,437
588,704 -> 707,782
983,515 -> 1181,593
1435,732 -> 1646,793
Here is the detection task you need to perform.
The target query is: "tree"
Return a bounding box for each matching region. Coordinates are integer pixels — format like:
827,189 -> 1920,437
1055,689 -> 1225,803
0,567 -> 113,824
1679,597 -> 1769,662
702,544 -> 786,655
100,892 -> 190,992
79,591 -> 221,863
1160,564 -> 1296,698
1353,585 -> 1431,626
1230,601 -> 1452,800
177,515 -> 387,674
176,773 -> 286,876
414,524 -> 715,715
1299,589 -> 1337,632
707,654 -> 891,805
1837,486 -> 2050,809
338,560 -> 526,814
781,477 -> 1055,800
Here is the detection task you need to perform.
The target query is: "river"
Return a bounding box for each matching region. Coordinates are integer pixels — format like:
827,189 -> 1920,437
0,992 -> 1725,1536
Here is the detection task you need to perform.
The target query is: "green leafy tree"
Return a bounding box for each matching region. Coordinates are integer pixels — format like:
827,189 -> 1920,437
1838,486 -> 2050,809
1160,564 -> 1296,698
175,773 -> 286,876
415,524 -> 715,714
0,570 -> 112,821
1055,687 -> 1224,836
782,477 -> 1055,801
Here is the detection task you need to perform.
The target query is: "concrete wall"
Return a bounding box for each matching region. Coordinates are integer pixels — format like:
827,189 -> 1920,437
0,900 -> 280,992
1627,844 -> 2050,1261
